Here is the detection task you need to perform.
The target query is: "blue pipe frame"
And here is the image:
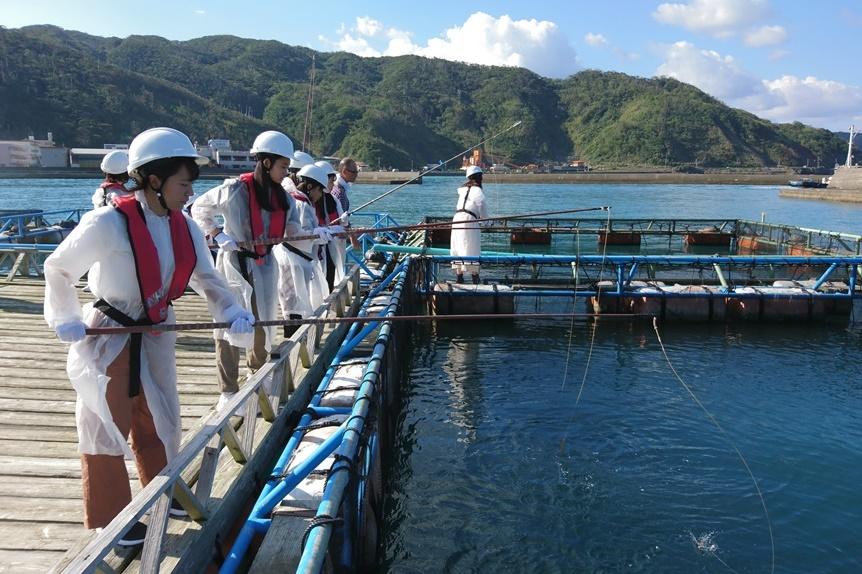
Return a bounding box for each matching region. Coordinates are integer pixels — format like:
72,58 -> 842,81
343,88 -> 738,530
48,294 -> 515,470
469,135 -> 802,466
218,260 -> 408,574
418,254 -> 862,299
296,263 -> 408,573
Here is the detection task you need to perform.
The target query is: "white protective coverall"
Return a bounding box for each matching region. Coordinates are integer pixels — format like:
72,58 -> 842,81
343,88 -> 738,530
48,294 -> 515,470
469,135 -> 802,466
274,191 -> 329,318
324,193 -> 347,289
191,177 -> 302,351
450,184 -> 488,274
44,193 -> 245,458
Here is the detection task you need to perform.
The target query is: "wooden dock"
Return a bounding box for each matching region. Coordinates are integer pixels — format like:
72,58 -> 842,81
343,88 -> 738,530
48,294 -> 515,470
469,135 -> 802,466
0,278 -> 225,573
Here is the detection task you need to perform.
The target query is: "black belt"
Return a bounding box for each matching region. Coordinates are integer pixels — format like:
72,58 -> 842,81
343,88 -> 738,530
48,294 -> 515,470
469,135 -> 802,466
281,241 -> 314,262
94,299 -> 156,397
456,208 -> 479,219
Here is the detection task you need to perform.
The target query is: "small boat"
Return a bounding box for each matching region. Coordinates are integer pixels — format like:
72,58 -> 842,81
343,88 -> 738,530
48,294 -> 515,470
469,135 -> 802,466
788,178 -> 828,188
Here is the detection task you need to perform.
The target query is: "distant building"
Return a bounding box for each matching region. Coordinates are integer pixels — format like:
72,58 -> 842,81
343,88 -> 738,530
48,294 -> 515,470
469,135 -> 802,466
461,148 -> 488,171
214,149 -> 255,171
0,140 -> 39,167
103,143 -> 129,150
207,139 -> 231,151
69,148 -> 114,169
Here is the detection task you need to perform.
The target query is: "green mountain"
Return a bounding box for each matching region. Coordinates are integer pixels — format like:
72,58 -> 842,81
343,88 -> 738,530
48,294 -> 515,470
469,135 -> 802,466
0,25 -> 848,169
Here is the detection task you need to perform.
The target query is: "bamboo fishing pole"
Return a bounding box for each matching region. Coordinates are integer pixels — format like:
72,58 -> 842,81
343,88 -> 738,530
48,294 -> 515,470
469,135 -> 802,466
348,120 -> 524,215
237,205 -> 610,249
85,311 -> 653,336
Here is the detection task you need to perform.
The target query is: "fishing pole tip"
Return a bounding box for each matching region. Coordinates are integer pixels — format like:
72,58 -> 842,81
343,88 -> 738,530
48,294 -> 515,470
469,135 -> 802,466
511,120 -> 523,127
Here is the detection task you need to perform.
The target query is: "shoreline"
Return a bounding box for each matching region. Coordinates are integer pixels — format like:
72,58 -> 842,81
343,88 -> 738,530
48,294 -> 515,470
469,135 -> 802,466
0,167 -> 794,185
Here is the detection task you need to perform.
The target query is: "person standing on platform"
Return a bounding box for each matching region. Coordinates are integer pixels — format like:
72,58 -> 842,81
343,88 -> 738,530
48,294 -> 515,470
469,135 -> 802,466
450,165 -> 488,285
285,150 -> 315,193
331,157 -> 358,213
311,161 -> 347,290
274,164 -> 332,337
191,130 -> 300,410
91,150 -> 131,209
44,127 -> 254,545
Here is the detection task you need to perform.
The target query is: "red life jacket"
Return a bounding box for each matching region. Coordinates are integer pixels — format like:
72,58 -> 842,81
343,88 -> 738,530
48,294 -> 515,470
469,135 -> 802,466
315,193 -> 340,226
240,172 -> 286,265
112,195 -> 197,323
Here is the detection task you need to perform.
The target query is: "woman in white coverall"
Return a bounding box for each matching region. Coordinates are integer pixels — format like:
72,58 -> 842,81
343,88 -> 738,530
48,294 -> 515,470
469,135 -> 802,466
313,160 -> 348,290
274,163 -> 333,337
91,150 -> 132,209
191,131 -> 301,410
44,127 -> 254,545
450,165 -> 488,284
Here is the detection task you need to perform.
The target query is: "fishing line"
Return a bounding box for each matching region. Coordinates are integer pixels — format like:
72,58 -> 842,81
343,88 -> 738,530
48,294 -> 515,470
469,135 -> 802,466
559,226 -> 581,390
563,207 -> 613,400
652,316 -> 775,574
689,531 -> 740,574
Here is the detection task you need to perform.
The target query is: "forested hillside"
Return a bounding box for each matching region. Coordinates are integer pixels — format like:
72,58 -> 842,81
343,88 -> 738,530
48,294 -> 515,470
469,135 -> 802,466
0,25 -> 847,169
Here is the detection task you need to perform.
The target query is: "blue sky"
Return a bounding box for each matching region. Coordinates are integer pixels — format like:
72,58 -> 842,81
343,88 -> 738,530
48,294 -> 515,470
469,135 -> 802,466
3,0 -> 861,130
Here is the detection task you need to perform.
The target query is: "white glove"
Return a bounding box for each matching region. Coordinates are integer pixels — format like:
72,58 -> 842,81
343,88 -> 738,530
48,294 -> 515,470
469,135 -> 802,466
336,212 -> 350,226
55,320 -> 87,343
328,225 -> 345,235
214,231 -> 239,252
313,227 -> 332,243
228,310 -> 255,335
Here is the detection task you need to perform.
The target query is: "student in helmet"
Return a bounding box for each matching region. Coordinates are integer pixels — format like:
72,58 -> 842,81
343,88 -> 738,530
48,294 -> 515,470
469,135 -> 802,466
43,127 -> 253,545
91,150 -> 131,209
274,163 -> 332,336
284,150 -> 315,192
450,165 -> 488,284
312,160 -> 348,290
192,130 -> 302,410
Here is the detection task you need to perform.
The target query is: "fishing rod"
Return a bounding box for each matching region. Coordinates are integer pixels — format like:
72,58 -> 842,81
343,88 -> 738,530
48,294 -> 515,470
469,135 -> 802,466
84,311 -> 654,336
348,120 -> 524,215
237,205 -> 610,249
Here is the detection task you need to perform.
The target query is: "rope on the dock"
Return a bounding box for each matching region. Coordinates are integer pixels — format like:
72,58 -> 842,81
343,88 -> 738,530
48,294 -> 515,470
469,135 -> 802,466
652,316 -> 775,574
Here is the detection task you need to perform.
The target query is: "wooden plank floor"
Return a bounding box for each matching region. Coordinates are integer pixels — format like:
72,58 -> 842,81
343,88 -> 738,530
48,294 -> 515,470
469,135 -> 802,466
0,279 -> 229,573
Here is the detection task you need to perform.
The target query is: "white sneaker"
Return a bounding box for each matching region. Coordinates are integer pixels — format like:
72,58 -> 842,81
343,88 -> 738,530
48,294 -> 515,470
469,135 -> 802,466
216,392 -> 236,412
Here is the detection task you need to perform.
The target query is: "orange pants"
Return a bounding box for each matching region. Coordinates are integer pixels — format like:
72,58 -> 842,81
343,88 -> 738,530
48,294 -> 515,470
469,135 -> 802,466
80,344 -> 168,529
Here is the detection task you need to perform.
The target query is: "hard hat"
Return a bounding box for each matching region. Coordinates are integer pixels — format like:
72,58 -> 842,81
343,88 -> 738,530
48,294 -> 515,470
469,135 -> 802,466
290,151 -> 315,170
298,164 -> 328,188
249,130 -> 294,159
127,127 -> 208,179
100,150 -> 129,175
314,160 -> 337,176
466,165 -> 483,178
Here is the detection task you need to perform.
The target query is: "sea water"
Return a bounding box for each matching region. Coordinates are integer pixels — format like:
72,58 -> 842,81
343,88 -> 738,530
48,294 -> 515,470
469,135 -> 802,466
2,177 -> 861,572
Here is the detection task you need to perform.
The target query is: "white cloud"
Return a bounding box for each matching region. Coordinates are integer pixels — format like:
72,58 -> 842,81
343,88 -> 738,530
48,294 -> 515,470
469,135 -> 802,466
355,16 -> 383,37
745,25 -> 786,47
194,9 -> 206,15
323,12 -> 578,78
584,32 -> 608,47
656,41 -> 862,130
654,0 -> 770,36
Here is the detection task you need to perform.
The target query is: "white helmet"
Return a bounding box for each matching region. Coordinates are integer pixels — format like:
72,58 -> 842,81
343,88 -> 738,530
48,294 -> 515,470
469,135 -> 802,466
250,130 -> 294,159
290,151 -> 315,170
100,150 -> 129,175
127,127 -> 207,180
298,164 -> 328,188
466,165 -> 483,178
314,160 -> 337,176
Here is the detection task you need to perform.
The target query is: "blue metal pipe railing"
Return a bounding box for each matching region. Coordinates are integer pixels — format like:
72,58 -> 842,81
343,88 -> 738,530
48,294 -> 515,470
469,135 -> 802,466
296,262 -> 408,574
219,259 -> 408,573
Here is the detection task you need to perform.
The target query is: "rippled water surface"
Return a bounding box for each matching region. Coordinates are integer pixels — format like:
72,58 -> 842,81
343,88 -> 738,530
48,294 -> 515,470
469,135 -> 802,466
3,177 -> 862,572
381,316 -> 862,573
